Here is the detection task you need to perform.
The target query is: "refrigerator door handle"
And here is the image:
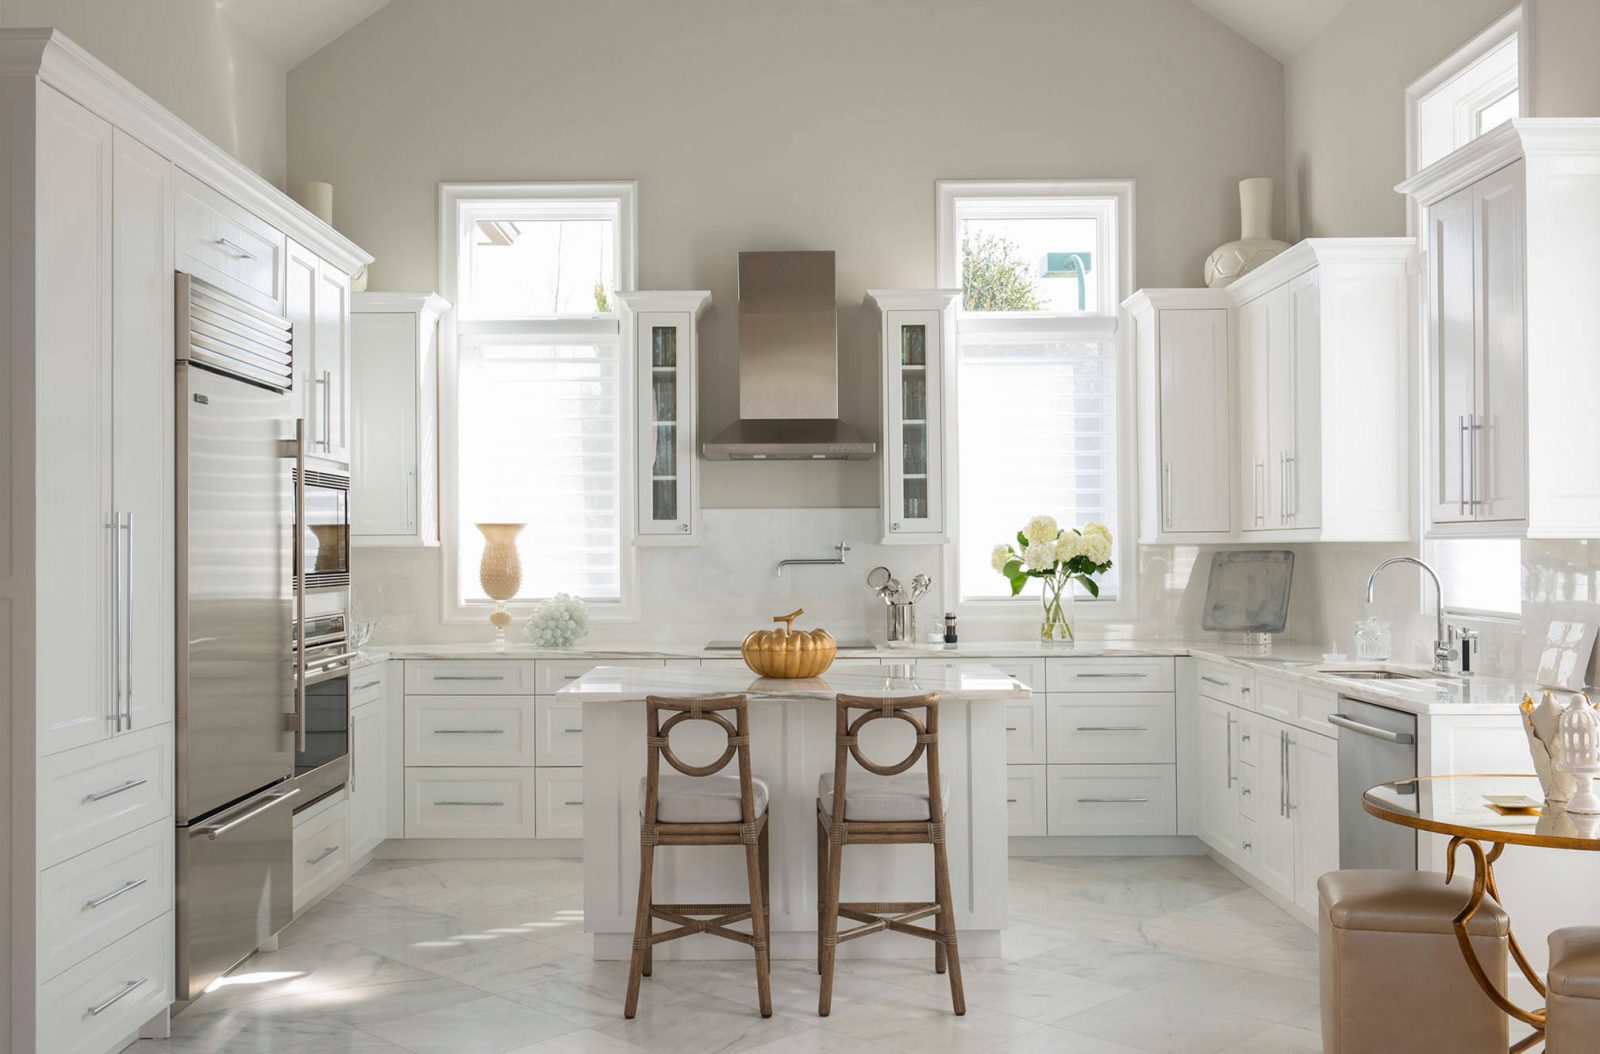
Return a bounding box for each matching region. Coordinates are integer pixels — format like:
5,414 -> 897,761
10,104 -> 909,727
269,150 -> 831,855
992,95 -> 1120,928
294,417 -> 308,753
196,788 -> 301,840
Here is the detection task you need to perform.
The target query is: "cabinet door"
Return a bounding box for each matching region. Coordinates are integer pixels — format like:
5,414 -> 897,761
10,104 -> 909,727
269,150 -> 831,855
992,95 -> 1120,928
1158,308 -> 1230,533
286,241 -> 317,437
1429,185 -> 1479,525
1196,696 -> 1240,858
1474,161 -> 1526,524
35,85 -> 116,757
1263,284 -> 1295,528
349,701 -> 386,859
1236,295 -> 1271,531
1256,723 -> 1297,901
351,312 -> 419,538
1286,270 -> 1322,530
112,130 -> 175,735
884,311 -> 945,540
1292,731 -> 1339,916
637,311 -> 695,539
314,262 -> 352,462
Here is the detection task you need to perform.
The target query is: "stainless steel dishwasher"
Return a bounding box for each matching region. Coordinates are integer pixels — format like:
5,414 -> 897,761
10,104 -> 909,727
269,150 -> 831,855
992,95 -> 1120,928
1329,697 -> 1419,869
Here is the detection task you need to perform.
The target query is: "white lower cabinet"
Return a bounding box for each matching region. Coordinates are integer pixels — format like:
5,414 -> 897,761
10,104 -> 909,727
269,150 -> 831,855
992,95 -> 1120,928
1046,765 -> 1178,836
1004,697 -> 1047,765
293,797 -> 350,915
1291,730 -> 1339,915
535,697 -> 584,766
1047,694 -> 1176,765
37,913 -> 173,1054
404,767 -> 539,838
37,821 -> 172,984
38,724 -> 173,870
536,768 -> 585,839
349,695 -> 388,860
405,695 -> 538,766
1196,694 -> 1242,858
1005,765 -> 1049,836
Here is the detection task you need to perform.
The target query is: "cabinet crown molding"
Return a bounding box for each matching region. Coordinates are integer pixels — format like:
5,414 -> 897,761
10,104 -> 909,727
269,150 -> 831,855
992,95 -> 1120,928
1121,288 -> 1232,318
353,291 -> 451,318
1,27 -> 373,275
613,290 -> 711,316
865,289 -> 960,313
1397,118 -> 1600,206
1223,237 -> 1415,304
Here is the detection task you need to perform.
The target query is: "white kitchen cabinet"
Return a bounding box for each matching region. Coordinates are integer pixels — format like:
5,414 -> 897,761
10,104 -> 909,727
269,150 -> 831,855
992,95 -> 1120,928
348,695 -> 388,860
616,291 -> 711,544
1046,764 -> 1177,836
1125,289 -> 1233,541
173,168 -> 284,312
1291,729 -> 1339,916
287,239 -> 353,463
1228,239 -> 1414,542
1400,119 -> 1600,538
535,768 -> 585,839
1005,765 -> 1049,836
1255,724 -> 1297,902
292,795 -> 349,914
352,292 -> 449,545
867,290 -> 958,543
1196,695 -> 1242,860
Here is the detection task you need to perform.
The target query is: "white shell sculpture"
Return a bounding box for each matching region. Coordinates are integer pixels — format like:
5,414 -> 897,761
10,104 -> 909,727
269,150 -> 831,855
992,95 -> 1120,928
1205,177 -> 1290,288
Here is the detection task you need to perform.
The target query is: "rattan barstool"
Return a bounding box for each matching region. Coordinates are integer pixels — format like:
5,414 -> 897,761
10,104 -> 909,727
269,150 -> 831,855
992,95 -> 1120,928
815,691 -> 964,1016
625,694 -> 772,1019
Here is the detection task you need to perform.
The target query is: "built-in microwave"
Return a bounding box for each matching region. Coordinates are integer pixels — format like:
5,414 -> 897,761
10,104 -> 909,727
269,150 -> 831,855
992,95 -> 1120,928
297,459 -> 350,590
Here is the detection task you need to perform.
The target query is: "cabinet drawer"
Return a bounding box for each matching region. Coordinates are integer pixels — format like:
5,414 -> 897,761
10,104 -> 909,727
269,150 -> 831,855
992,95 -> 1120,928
39,726 -> 172,869
38,821 -> 172,982
535,697 -> 584,766
1047,657 -> 1175,693
405,660 -> 537,695
1235,710 -> 1262,770
917,657 -> 1046,693
1196,660 -> 1253,708
1046,765 -> 1177,836
1237,766 -> 1259,822
1255,675 -> 1295,721
405,696 -> 536,766
1003,697 -> 1047,764
537,658 -> 664,695
1047,694 -> 1176,764
404,768 -> 538,838
350,664 -> 387,708
292,802 -> 348,914
175,171 -> 284,311
38,913 -> 172,1054
1238,815 -> 1259,863
1297,686 -> 1339,735
536,769 -> 584,839
1005,765 -> 1048,837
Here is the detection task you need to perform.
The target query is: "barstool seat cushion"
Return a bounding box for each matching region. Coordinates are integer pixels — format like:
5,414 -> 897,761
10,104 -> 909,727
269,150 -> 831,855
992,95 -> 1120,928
640,774 -> 769,824
817,771 -> 949,823
1549,926 -> 1600,999
1320,868 -> 1509,937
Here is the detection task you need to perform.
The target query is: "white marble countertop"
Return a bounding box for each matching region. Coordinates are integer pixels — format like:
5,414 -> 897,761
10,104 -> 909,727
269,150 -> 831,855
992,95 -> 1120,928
554,662 -> 1030,702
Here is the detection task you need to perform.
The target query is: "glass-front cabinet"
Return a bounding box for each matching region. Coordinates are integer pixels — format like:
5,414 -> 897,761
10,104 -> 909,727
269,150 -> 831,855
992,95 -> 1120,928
867,290 -> 957,543
616,291 -> 711,545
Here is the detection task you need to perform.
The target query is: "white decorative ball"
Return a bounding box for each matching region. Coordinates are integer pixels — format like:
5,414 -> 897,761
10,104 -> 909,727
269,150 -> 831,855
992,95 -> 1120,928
524,592 -> 590,648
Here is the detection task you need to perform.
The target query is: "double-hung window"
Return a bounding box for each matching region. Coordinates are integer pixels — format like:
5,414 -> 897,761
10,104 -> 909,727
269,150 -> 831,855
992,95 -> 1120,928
937,181 -> 1133,613
440,182 -> 638,618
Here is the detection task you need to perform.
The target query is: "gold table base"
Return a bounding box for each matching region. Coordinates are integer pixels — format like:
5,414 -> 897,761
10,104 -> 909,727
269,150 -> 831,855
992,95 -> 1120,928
1445,837 -> 1548,1049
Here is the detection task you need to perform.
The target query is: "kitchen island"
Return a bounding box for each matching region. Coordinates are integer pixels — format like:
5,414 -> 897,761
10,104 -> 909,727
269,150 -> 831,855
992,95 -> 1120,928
561,663 -> 1028,960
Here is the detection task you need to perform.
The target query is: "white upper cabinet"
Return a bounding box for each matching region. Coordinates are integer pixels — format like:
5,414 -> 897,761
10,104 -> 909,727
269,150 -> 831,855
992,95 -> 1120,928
867,290 -> 958,544
1401,119 -> 1600,538
1126,290 -> 1232,541
287,240 -> 353,464
351,293 -> 449,546
174,168 -> 285,313
616,291 -> 711,545
1227,239 -> 1414,542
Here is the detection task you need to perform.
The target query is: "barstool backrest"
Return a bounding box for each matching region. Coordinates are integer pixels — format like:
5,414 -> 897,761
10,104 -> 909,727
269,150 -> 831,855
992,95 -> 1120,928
643,694 -> 758,825
831,692 -> 942,824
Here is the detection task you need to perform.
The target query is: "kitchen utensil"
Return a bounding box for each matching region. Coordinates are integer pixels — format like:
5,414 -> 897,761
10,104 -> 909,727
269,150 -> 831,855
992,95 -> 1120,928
866,565 -> 900,603
741,608 -> 838,678
910,573 -> 932,603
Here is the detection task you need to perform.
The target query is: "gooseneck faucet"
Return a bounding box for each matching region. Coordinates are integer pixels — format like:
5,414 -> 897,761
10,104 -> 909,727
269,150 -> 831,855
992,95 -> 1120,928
775,542 -> 850,578
1365,556 -> 1455,673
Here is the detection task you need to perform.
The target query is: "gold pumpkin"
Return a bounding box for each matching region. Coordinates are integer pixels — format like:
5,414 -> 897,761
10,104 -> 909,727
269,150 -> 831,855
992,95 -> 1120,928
741,608 -> 838,678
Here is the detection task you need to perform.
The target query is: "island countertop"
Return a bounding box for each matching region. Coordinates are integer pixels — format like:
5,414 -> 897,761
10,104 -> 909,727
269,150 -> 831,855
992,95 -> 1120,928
553,662 -> 1032,703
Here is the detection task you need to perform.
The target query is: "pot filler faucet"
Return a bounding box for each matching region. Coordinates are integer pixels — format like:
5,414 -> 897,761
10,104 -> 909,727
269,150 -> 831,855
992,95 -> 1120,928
776,542 -> 850,578
1365,556 -> 1458,674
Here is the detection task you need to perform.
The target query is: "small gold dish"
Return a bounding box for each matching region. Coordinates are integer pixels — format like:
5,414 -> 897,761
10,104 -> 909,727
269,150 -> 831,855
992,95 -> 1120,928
741,608 -> 837,679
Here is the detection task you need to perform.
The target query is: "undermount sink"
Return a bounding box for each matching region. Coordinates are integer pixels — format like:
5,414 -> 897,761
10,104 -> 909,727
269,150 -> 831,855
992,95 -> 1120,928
1319,668 -> 1435,681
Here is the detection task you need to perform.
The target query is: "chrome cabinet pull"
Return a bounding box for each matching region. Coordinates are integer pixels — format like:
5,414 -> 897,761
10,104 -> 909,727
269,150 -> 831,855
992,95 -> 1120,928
434,728 -> 505,735
562,727 -> 581,734
294,418 -> 308,752
85,877 -> 147,909
354,680 -> 381,691
109,513 -> 122,732
215,236 -> 257,259
1224,711 -> 1235,789
1283,455 -> 1295,520
1328,714 -> 1415,744
1279,451 -> 1288,525
1006,797 -> 1019,804
1074,672 -> 1145,679
1284,735 -> 1297,814
320,370 -> 333,450
563,799 -> 583,807
87,977 -> 147,1016
1077,797 -> 1150,804
433,675 -> 504,682
306,846 -> 339,866
406,469 -> 416,532
85,777 -> 147,802
197,789 -> 300,839
1468,413 -> 1481,512
1200,675 -> 1229,687
1279,731 -> 1290,818
122,513 -> 134,730
435,800 -> 504,807
1075,725 -> 1149,732
1253,460 -> 1265,525
1241,840 -> 1253,851
1458,414 -> 1469,515
1163,460 -> 1173,528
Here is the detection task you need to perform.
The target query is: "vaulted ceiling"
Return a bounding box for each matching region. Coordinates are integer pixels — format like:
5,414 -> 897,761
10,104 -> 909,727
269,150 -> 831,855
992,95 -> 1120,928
224,0 -> 1353,71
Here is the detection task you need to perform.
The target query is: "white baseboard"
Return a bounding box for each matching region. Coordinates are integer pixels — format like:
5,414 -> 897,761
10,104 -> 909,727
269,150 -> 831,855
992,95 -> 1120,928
1008,835 -> 1207,857
373,838 -> 581,860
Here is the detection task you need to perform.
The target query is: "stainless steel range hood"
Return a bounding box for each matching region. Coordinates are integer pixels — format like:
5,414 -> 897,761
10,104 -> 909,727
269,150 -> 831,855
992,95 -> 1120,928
702,251 -> 876,460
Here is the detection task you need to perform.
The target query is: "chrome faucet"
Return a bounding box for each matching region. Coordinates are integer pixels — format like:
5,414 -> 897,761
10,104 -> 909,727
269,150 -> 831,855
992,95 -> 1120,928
775,541 -> 850,578
1365,556 -> 1456,673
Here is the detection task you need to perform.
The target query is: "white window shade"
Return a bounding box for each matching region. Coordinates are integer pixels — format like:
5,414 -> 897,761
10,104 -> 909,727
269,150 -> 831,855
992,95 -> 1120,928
456,338 -> 623,602
957,334 -> 1120,601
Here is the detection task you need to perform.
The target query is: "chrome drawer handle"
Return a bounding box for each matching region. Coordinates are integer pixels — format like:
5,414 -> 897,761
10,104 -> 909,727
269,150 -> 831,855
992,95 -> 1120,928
1075,726 -> 1149,732
1006,798 -> 1019,804
1328,714 -> 1415,744
306,846 -> 339,866
198,789 -> 300,839
435,800 -> 504,807
214,236 -> 257,260
1076,797 -> 1150,804
1074,672 -> 1146,679
563,800 -> 583,806
85,778 -> 147,802
85,878 -> 147,909
561,728 -> 581,734
1200,676 -> 1229,687
1005,726 -> 1019,732
562,674 -> 583,680
433,675 -> 504,681
354,680 -> 382,691
434,729 -> 505,735
87,977 -> 147,1016
1242,840 -> 1253,851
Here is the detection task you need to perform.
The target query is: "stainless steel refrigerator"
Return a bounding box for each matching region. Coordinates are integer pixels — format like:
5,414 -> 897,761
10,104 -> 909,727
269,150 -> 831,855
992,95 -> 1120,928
173,273 -> 301,1000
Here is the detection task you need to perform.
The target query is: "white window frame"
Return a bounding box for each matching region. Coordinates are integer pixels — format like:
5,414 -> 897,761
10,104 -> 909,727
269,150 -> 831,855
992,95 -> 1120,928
437,180 -> 640,624
935,179 -> 1137,628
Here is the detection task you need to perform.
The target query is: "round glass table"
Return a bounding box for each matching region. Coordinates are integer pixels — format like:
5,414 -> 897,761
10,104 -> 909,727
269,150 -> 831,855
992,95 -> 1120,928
1364,774 -> 1600,1042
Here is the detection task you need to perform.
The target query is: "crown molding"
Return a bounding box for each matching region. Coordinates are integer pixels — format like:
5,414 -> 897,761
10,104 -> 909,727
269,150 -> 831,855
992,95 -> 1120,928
3,28 -> 372,274
1121,288 -> 1232,318
864,289 -> 960,313
613,290 -> 712,317
1397,118 -> 1600,206
353,291 -> 451,317
1224,237 -> 1415,303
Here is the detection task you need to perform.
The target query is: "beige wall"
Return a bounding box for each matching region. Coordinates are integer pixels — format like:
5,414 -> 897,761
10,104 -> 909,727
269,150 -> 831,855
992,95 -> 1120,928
288,0 -> 1285,509
1283,0 -> 1517,239
1528,0 -> 1600,117
2,0 -> 289,184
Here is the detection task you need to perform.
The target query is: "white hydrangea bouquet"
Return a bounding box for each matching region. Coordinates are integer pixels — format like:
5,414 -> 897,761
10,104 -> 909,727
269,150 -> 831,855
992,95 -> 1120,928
990,516 -> 1114,643
524,592 -> 591,648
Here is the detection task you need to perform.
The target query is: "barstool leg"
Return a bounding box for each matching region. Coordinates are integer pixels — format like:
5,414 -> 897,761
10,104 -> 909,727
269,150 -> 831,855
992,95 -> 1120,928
931,833 -> 965,1015
742,827 -> 773,1017
816,814 -> 827,973
819,833 -> 844,1016
624,836 -> 656,1018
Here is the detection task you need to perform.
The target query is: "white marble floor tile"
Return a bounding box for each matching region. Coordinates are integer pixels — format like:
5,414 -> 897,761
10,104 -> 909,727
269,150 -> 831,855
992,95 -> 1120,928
1138,962 -> 1319,1024
1020,933 -> 1206,990
364,993 -> 580,1054
985,1027 -> 1149,1053
1215,1023 -> 1323,1053
1056,990 -> 1275,1054
130,1007 -> 412,1053
821,1001 -> 1043,1054
424,938 -> 586,993
597,982 -> 815,1054
503,1030 -> 654,1054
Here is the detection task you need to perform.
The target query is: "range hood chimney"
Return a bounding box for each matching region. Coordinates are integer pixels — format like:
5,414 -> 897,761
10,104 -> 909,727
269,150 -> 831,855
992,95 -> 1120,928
701,251 -> 876,460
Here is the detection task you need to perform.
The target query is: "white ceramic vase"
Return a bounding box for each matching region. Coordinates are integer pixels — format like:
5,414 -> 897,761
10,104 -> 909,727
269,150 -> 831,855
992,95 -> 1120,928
1204,177 -> 1289,288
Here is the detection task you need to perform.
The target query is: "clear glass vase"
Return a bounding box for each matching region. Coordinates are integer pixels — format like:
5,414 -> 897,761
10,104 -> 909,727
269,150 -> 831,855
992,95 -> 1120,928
1040,574 -> 1075,645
